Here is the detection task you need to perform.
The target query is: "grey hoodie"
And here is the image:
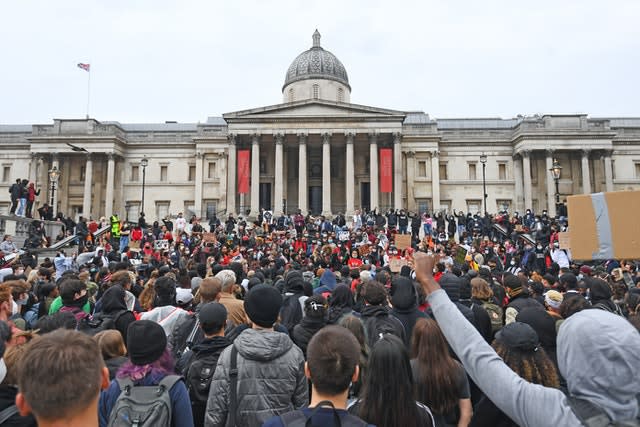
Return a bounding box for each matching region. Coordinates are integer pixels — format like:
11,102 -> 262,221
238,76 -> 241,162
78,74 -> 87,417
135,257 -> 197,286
428,289 -> 640,426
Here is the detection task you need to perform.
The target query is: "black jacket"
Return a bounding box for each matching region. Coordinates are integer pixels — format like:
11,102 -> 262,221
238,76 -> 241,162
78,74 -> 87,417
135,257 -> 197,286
99,285 -> 136,343
390,278 -> 427,347
360,304 -> 406,348
292,316 -> 326,357
0,385 -> 37,427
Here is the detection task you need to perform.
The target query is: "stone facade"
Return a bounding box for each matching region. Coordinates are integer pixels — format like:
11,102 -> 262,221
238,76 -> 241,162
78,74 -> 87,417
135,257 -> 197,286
1,32 -> 640,222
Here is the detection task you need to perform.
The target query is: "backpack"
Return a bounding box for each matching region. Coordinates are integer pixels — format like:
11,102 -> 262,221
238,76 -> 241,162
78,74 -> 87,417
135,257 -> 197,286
481,301 -> 504,333
364,314 -> 404,348
280,401 -> 368,427
568,395 -> 640,427
77,310 -> 129,336
280,294 -> 304,333
184,351 -> 221,405
107,375 -> 181,427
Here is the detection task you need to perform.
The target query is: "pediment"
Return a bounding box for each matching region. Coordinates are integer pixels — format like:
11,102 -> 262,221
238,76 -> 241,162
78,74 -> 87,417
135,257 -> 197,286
223,100 -> 406,123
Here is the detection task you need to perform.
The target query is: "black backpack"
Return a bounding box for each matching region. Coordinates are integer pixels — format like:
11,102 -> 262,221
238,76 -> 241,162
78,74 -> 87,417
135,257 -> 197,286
78,310 -> 129,336
184,351 -> 221,405
364,314 -> 405,348
568,395 -> 640,427
280,294 -> 303,334
280,401 -> 368,427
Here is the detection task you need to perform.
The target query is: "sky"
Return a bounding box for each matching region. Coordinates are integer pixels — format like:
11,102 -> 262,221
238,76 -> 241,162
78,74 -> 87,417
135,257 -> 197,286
1,0 -> 639,124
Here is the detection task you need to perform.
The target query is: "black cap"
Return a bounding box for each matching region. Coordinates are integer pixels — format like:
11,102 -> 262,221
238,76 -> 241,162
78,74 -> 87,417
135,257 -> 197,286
198,302 -> 227,330
127,320 -> 167,365
495,322 -> 539,352
244,284 -> 283,328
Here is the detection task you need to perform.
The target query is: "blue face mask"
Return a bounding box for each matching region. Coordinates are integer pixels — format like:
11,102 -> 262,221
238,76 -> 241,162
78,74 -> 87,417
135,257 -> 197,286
328,240 -> 333,243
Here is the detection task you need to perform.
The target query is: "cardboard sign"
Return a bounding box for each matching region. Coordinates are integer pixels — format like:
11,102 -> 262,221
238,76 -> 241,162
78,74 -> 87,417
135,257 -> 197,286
389,257 -> 408,273
558,232 -> 571,250
359,244 -> 371,257
202,232 -> 217,244
338,231 -> 349,242
454,246 -> 469,265
395,234 -> 411,250
568,190 -> 640,260
515,224 -> 524,232
129,241 -> 140,250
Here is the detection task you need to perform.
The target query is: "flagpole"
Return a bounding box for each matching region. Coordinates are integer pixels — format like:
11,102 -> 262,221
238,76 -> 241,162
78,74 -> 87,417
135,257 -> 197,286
86,68 -> 91,119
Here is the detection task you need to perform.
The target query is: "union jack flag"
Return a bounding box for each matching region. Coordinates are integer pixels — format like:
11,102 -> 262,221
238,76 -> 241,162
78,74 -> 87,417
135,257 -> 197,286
77,63 -> 90,72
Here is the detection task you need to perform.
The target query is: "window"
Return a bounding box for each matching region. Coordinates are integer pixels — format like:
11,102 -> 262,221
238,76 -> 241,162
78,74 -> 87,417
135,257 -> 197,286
184,201 -> 195,218
208,162 -> 216,179
468,163 -> 477,180
416,199 -> 429,214
312,84 -> 319,99
2,166 -> 10,183
337,88 -> 344,102
498,163 -> 507,180
160,166 -> 168,182
131,165 -> 139,182
188,165 -> 196,181
418,161 -> 427,177
205,200 -> 218,220
439,163 -> 448,180
156,201 -> 170,221
497,200 -> 512,213
288,88 -> 295,102
467,201 -> 481,215
125,202 -> 140,220
635,162 -> 640,179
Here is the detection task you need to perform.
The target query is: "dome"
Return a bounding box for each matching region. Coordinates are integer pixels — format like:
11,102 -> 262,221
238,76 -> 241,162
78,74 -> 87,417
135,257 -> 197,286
283,30 -> 350,91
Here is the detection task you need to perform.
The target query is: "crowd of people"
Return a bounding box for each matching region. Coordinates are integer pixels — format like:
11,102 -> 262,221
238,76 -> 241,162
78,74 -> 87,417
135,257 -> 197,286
0,205 -> 639,427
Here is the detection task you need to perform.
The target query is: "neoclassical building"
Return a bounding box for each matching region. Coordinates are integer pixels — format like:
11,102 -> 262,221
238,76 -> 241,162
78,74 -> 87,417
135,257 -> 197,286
2,31 -> 640,222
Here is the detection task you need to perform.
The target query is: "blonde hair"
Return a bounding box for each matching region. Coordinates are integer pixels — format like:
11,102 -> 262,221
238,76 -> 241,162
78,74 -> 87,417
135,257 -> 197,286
93,330 -> 126,360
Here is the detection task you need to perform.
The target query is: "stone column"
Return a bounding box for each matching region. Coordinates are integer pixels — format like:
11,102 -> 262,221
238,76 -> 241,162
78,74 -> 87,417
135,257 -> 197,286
227,134 -> 237,216
82,153 -> 93,218
513,154 -> 524,212
345,132 -> 355,216
581,149 -> 591,194
322,132 -> 332,216
393,132 -> 402,210
51,154 -> 60,214
194,152 -> 204,217
29,153 -> 38,185
105,153 -> 115,218
369,133 -> 379,211
604,150 -> 614,192
545,150 -> 556,216
298,133 -> 308,213
406,151 -> 416,211
431,150 -> 440,211
274,133 -> 284,215
250,133 -> 261,217
522,151 -> 532,211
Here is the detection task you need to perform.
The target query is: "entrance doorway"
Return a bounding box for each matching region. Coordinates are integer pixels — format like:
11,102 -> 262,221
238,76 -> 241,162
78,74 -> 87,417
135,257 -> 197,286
309,186 -> 322,215
259,183 -> 272,211
360,182 -> 370,211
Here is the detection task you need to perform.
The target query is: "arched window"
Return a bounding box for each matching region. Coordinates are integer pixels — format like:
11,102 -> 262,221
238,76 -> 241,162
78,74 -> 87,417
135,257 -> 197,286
337,87 -> 344,102
288,88 -> 295,102
312,84 -> 319,99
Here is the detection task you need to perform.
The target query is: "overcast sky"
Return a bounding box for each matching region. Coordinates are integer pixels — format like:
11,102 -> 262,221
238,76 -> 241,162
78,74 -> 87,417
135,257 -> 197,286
2,0 -> 639,124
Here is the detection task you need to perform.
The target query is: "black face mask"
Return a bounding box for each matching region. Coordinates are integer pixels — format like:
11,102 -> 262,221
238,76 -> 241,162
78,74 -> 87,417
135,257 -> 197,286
74,293 -> 89,308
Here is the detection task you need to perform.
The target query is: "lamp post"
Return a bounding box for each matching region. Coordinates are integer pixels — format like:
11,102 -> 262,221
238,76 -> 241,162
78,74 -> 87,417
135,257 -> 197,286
480,153 -> 488,215
550,158 -> 562,216
140,156 -> 148,216
48,166 -> 61,217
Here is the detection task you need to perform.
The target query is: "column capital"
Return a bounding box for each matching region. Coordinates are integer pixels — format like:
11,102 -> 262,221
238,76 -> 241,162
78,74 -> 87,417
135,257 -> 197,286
251,133 -> 261,144
297,132 -> 308,144
581,149 -> 591,157
393,132 -> 402,144
603,149 -> 613,157
431,150 -> 439,158
345,131 -> 356,142
274,132 -> 285,144
521,150 -> 531,158
227,133 -> 237,145
51,152 -> 59,162
368,132 -> 378,144
107,152 -> 115,161
405,150 -> 416,158
85,152 -> 93,161
321,132 -> 331,143
30,152 -> 39,160
545,148 -> 555,157
196,151 -> 203,159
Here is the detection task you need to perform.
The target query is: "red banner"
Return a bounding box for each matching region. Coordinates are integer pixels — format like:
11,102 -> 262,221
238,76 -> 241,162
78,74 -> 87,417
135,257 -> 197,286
380,148 -> 393,193
238,150 -> 250,194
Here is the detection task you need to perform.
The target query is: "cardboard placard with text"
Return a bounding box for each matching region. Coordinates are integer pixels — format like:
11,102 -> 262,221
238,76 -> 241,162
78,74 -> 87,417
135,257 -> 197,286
395,234 -> 412,250
558,232 -> 571,250
202,233 -> 217,243
389,257 -> 409,273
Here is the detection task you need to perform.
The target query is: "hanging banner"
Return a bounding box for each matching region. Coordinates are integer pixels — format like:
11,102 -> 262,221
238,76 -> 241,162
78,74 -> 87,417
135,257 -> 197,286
238,150 -> 250,194
380,148 -> 393,193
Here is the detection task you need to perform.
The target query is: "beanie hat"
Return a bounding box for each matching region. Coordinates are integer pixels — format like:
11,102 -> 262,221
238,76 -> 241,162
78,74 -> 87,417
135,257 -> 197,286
495,321 -> 539,352
244,284 -> 283,328
544,290 -> 563,309
504,274 -> 522,290
439,273 -> 462,302
198,302 -> 228,330
127,320 -> 167,365
559,272 -> 577,290
284,270 -> 305,293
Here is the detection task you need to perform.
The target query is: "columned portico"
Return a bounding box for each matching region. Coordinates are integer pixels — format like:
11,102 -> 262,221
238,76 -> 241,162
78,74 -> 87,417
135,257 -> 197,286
581,149 -> 591,194
369,133 -> 379,211
345,132 -> 355,216
513,154 -> 524,212
250,134 -> 261,217
522,151 -> 532,211
322,132 -> 332,216
82,153 -> 93,217
431,150 -> 440,211
297,133 -> 308,213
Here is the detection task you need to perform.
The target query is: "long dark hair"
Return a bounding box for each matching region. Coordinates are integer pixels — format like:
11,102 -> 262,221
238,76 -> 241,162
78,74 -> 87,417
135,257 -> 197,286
358,334 -> 419,427
411,318 -> 460,414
